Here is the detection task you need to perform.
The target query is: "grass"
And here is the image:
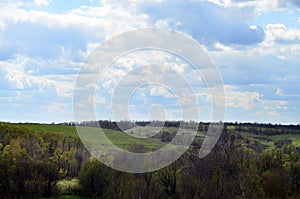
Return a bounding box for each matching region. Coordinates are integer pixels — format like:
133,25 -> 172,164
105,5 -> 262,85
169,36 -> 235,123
10,123 -> 201,151
241,132 -> 300,149
11,123 -> 78,137
11,123 -> 165,151
125,126 -> 205,137
76,126 -> 165,151
57,178 -> 79,195
8,122 -> 300,151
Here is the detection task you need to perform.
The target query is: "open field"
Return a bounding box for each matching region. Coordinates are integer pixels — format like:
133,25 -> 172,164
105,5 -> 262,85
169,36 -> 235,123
9,123 -> 165,151
242,132 -> 300,149
76,126 -> 165,151
10,123 -> 78,137
125,126 -> 205,138
5,122 -> 300,151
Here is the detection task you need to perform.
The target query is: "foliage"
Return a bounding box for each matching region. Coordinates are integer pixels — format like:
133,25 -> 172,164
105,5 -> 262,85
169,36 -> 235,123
0,122 -> 300,198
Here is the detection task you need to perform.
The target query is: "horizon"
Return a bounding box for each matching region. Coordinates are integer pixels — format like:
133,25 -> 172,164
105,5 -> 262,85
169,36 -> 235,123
2,120 -> 299,126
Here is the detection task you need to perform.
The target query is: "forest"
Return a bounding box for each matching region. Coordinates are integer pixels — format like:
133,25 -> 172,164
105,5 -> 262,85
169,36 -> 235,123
0,121 -> 300,199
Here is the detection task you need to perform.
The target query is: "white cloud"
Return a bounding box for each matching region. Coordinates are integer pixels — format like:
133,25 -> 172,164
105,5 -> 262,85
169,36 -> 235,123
221,0 -> 300,12
136,0 -> 265,46
275,87 -> 300,97
266,24 -> 300,43
207,22 -> 300,88
149,86 -> 175,98
0,58 -> 76,99
257,99 -> 288,117
0,2 -> 148,60
34,0 -> 51,6
47,101 -> 68,114
0,0 -> 299,123
225,85 -> 262,110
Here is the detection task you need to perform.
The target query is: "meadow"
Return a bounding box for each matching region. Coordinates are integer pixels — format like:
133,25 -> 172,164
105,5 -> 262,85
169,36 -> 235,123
10,122 -> 300,150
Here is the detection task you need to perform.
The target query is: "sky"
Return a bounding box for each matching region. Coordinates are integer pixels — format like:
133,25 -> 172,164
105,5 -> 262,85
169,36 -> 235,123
0,0 -> 300,124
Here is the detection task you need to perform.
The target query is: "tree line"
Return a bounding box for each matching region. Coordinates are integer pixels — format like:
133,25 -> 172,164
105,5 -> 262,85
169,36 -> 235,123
60,120 -> 300,135
0,122 -> 300,198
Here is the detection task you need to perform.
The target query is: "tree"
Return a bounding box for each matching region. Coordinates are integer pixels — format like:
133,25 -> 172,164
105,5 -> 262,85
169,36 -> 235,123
78,158 -> 109,198
262,169 -> 289,198
156,162 -> 181,199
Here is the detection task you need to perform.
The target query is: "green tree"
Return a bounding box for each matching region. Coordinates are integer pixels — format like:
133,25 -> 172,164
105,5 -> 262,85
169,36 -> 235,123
262,169 -> 289,198
78,158 -> 109,198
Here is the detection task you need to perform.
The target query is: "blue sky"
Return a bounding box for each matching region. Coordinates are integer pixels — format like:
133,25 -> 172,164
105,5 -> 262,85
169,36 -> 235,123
0,0 -> 300,124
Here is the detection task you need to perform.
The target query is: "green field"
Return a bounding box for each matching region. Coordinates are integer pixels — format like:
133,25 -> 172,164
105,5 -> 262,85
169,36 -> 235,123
241,132 -> 300,149
125,126 -> 205,137
10,123 -> 165,151
77,126 -> 165,151
11,123 -> 78,136
7,123 -> 300,151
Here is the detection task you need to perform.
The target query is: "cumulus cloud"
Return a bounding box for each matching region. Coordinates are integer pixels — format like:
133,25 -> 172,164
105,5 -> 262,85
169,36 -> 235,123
137,0 -> 265,46
231,0 -> 300,9
225,85 -> 262,110
0,8 -> 92,60
275,0 -> 300,8
207,0 -> 300,14
0,0 -> 299,123
0,58 -> 76,99
34,0 -> 51,6
266,24 -> 300,44
223,85 -> 296,123
0,3 -> 147,60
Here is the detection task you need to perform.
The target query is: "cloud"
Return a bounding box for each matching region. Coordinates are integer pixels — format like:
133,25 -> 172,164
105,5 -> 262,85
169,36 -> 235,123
290,0 -> 300,7
149,86 -> 175,98
137,0 -> 265,46
223,84 -> 297,123
0,1 -> 151,122
208,0 -> 300,13
0,8 -> 92,60
0,0 -> 52,7
0,0 -> 299,124
276,0 -> 300,8
0,3 -> 148,60
34,0 -> 51,6
265,24 -> 300,44
225,85 -> 289,113
208,21 -> 300,87
275,88 -> 300,97
0,58 -> 76,99
225,85 -> 262,110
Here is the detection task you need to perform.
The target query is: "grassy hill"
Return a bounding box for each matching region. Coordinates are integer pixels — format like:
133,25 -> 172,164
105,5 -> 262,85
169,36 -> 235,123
124,126 -> 205,138
7,123 -> 164,151
242,132 -> 300,149
5,122 -> 300,151
12,123 -> 78,136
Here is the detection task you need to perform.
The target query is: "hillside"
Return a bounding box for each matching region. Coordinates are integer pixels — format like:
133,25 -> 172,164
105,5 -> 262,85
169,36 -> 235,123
6,122 -> 165,151
6,121 -> 300,151
1,121 -> 300,198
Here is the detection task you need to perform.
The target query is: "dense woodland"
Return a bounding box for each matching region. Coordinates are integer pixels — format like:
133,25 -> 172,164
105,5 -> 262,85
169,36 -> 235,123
1,121 -> 300,198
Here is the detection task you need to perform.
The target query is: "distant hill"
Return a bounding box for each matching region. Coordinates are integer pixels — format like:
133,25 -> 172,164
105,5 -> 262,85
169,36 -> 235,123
5,121 -> 300,151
